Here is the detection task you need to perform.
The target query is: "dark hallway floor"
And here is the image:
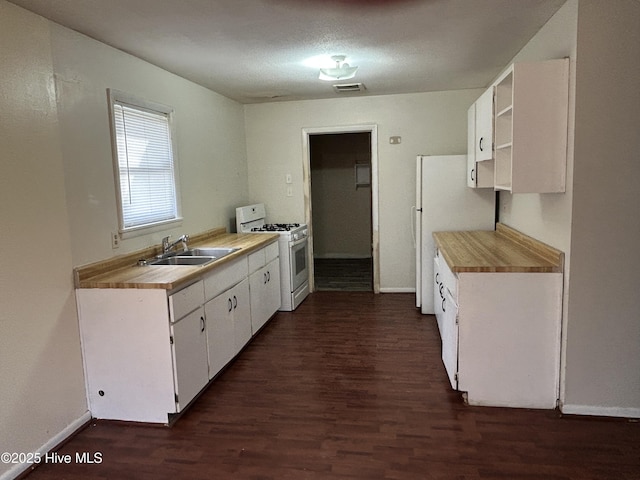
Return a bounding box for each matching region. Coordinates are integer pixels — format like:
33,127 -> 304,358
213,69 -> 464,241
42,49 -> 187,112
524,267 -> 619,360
314,258 -> 373,291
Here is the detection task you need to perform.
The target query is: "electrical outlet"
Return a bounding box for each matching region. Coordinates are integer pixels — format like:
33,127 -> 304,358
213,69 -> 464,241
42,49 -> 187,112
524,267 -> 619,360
285,174 -> 292,184
111,232 -> 120,249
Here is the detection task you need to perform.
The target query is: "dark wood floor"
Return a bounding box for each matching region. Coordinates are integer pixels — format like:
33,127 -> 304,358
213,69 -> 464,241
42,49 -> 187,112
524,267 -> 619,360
25,293 -> 640,479
314,258 -> 372,291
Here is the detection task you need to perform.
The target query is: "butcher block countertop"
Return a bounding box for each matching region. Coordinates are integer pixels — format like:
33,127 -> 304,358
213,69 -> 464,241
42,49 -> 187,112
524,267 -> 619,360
433,223 -> 564,273
74,227 -> 279,290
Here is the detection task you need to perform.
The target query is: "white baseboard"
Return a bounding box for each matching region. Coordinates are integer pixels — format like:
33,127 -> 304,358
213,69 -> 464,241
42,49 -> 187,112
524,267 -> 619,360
379,288 -> 415,293
560,403 -> 640,419
1,411 -> 91,480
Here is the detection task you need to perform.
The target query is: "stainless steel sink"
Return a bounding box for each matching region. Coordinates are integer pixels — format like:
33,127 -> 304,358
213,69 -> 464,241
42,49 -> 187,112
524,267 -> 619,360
148,256 -> 215,266
182,247 -> 240,257
144,246 -> 240,266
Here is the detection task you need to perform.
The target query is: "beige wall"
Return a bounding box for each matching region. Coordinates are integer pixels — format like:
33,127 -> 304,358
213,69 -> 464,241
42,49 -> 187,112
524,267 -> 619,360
244,89 -> 482,290
0,1 -> 250,476
50,23 -> 249,267
563,0 -> 640,415
0,3 -> 87,478
496,0 -> 578,407
499,0 -> 640,415
498,0 -> 577,253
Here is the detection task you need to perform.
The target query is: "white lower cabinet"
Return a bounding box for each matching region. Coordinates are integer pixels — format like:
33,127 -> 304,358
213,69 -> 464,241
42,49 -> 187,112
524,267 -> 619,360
205,278 -> 250,379
231,280 -> 252,352
433,250 -> 562,409
433,257 -> 444,333
76,240 -> 281,424
171,306 -> 208,411
440,287 -> 459,390
248,243 -> 281,334
434,253 -> 459,390
77,288 -> 177,424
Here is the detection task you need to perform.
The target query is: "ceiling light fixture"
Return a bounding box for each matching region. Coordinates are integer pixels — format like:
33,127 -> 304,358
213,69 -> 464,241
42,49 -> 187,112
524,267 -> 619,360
319,55 -> 358,81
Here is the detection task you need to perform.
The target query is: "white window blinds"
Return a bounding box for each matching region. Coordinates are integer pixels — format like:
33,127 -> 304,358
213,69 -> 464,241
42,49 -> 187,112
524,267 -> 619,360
112,100 -> 178,231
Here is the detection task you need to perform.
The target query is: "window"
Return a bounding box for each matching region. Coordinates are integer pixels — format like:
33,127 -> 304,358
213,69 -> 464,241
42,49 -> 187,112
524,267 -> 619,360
108,89 -> 181,235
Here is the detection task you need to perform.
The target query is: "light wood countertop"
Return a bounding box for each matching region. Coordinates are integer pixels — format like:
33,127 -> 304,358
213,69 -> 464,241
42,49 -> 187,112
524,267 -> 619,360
74,227 -> 279,290
433,223 -> 563,273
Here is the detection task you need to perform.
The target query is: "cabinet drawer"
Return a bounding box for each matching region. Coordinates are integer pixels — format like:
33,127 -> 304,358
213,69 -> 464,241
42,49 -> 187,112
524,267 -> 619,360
248,247 -> 265,273
169,280 -> 204,322
249,241 -> 279,273
204,256 -> 248,301
265,241 -> 279,263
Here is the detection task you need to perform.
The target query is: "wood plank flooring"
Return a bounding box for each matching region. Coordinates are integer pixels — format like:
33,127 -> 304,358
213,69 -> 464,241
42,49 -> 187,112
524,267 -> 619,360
24,292 -> 640,479
314,258 -> 373,291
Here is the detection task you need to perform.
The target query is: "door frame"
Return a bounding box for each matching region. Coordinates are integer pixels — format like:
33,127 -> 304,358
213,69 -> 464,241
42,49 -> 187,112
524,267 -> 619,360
302,124 -> 380,293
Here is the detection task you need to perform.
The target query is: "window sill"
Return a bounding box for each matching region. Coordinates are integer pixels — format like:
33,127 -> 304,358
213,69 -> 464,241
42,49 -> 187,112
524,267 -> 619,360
119,217 -> 184,240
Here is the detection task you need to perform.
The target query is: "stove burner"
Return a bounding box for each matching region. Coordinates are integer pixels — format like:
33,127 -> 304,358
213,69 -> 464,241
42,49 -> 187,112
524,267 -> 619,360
251,223 -> 301,232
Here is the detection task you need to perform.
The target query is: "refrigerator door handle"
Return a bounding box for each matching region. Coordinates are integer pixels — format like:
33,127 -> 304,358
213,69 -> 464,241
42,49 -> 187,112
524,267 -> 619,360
411,206 -> 417,247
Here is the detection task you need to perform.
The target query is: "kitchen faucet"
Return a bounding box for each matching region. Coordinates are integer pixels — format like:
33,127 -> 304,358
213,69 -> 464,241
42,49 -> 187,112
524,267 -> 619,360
161,234 -> 189,255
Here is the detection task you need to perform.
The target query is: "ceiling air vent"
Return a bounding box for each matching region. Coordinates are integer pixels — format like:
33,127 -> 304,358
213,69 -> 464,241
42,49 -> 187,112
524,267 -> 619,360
333,83 -> 366,94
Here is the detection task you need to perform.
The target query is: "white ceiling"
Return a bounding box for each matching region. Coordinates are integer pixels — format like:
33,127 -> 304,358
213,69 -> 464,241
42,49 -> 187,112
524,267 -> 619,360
9,0 -> 566,104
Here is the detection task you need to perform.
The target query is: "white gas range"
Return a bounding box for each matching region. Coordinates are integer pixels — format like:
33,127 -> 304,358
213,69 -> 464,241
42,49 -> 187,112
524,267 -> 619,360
236,203 -> 309,311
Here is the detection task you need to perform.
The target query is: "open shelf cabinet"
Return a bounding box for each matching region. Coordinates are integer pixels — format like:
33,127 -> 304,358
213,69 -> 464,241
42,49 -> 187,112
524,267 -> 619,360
492,59 -> 569,193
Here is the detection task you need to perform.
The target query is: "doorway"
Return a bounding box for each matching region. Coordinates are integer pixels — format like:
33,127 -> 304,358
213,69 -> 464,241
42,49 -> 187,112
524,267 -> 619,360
302,125 -> 380,293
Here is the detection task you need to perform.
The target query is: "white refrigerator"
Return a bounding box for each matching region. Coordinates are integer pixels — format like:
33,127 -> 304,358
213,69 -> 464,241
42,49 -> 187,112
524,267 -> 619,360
414,155 -> 495,314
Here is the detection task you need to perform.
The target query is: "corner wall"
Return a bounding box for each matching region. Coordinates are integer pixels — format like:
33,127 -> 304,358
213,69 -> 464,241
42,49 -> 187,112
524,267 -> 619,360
50,22 -> 249,267
499,0 -> 640,415
0,3 -> 87,478
563,0 -> 640,416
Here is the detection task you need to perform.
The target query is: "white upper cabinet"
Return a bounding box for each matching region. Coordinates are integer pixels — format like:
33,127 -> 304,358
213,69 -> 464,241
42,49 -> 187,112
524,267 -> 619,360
467,87 -> 495,189
474,87 -> 494,162
493,59 -> 569,193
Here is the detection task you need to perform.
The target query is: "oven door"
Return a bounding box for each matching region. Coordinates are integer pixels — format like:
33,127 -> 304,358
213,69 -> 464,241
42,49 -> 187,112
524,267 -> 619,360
289,236 -> 308,292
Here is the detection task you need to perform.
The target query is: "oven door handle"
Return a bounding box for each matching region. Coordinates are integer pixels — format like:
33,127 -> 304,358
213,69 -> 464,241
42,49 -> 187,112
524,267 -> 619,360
290,236 -> 308,248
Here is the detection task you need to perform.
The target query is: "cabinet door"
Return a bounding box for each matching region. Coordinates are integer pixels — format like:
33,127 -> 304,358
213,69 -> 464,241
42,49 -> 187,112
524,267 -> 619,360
468,90 -> 495,189
171,307 -> 208,411
441,288 -> 459,390
264,257 -> 281,321
231,278 -> 252,352
249,258 -> 281,334
205,292 -> 235,379
475,87 -> 494,162
467,103 -> 477,188
433,257 -> 444,336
